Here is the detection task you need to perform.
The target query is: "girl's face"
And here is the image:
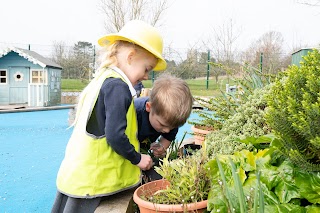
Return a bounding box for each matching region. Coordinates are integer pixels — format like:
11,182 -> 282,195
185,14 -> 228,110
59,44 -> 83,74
122,48 -> 158,86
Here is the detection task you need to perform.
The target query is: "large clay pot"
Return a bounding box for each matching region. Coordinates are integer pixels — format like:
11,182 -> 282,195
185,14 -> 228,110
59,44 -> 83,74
191,125 -> 213,145
133,179 -> 207,213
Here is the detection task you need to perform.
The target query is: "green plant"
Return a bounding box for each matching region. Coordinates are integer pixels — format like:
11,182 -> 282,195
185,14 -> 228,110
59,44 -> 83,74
191,64 -> 275,131
205,86 -> 272,157
265,48 -> 320,171
142,149 -> 210,205
206,147 -> 320,212
215,156 -> 265,213
166,131 -> 186,160
236,63 -> 276,101
188,109 -> 222,130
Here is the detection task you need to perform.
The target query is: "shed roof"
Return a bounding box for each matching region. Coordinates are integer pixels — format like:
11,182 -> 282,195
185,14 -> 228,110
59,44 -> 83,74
0,47 -> 62,69
291,47 -> 319,55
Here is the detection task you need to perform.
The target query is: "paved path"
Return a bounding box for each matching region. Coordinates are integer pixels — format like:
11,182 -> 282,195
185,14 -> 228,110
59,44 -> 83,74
0,104 -> 76,113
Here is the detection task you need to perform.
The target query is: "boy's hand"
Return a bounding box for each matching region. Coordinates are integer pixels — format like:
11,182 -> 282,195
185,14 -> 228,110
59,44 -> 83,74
150,142 -> 166,158
137,154 -> 153,171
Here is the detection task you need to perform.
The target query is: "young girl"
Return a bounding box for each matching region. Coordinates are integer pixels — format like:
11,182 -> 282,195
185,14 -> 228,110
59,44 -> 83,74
51,20 -> 167,213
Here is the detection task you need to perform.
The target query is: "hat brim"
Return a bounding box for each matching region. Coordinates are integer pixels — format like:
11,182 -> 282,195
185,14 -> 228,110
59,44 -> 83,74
98,34 -> 166,71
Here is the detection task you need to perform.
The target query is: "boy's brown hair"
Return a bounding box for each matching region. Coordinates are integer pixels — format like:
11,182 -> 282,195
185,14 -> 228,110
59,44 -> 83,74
149,74 -> 194,128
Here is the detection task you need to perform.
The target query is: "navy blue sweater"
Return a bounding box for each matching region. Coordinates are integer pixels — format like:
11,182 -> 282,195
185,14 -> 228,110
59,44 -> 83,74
86,78 -> 141,165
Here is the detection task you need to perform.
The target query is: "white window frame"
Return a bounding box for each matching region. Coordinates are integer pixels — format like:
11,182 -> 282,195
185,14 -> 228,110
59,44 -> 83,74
30,69 -> 47,84
0,69 -> 7,84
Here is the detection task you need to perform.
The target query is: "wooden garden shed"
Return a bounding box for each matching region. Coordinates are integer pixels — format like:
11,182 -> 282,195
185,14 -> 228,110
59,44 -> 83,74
0,47 -> 62,107
291,48 -> 313,67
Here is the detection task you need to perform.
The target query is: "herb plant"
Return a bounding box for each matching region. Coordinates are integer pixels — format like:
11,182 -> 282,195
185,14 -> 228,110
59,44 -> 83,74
191,64 -> 275,132
266,48 -> 320,171
146,149 -> 210,205
205,86 -> 272,157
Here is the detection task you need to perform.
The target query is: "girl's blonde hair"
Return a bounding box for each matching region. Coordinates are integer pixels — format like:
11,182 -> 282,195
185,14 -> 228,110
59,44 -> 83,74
71,40 -> 151,126
149,74 -> 194,128
72,40 -> 141,127
97,40 -> 146,74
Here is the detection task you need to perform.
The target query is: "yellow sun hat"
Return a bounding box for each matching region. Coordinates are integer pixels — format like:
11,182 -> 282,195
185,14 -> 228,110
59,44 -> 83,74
98,20 -> 167,71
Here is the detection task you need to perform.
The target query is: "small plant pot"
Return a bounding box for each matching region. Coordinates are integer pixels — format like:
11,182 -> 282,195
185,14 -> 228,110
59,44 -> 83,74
133,179 -> 208,213
183,144 -> 202,156
191,125 -> 213,145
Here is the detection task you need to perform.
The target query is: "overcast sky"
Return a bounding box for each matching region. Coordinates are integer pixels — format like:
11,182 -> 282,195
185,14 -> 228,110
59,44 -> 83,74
1,0 -> 320,56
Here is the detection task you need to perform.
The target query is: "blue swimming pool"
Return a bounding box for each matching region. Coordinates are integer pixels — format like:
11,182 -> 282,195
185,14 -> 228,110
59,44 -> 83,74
0,109 -> 198,212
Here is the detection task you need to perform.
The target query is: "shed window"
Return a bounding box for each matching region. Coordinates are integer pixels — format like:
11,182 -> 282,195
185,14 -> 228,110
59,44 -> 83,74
0,70 -> 7,84
31,70 -> 46,83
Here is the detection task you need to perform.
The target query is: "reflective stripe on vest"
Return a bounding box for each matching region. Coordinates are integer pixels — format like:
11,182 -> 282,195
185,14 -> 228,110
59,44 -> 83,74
56,68 -> 141,198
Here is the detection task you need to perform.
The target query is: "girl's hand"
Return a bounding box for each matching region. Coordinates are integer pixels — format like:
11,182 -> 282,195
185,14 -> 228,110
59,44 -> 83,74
137,154 -> 153,171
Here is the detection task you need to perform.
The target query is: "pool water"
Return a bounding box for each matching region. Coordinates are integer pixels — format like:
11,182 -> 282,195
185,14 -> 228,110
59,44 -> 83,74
0,109 -> 198,212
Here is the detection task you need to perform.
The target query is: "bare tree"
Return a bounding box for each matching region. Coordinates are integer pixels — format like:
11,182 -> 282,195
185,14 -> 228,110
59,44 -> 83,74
51,41 -> 73,79
100,0 -> 169,33
206,19 -> 242,82
242,31 -> 288,74
162,45 -> 185,77
207,19 -> 241,62
296,0 -> 320,6
73,41 -> 94,80
51,41 -> 95,80
51,41 -> 67,64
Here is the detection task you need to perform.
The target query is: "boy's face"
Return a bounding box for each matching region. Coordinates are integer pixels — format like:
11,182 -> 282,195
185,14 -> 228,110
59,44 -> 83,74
146,102 -> 172,133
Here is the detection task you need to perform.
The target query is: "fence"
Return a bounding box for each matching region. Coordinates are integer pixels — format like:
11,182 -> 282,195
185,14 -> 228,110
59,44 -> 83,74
1,42 -> 291,82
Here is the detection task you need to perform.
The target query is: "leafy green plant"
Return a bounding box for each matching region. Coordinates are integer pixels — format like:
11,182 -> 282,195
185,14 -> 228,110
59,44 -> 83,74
215,156 -> 264,213
143,149 -> 210,205
206,147 -> 320,212
265,48 -> 320,171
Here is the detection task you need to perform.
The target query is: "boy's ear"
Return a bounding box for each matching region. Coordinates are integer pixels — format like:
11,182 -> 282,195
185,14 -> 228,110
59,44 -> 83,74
146,101 -> 151,112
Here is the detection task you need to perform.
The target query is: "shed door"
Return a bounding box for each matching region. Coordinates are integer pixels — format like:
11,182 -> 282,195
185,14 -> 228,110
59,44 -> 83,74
9,67 -> 29,104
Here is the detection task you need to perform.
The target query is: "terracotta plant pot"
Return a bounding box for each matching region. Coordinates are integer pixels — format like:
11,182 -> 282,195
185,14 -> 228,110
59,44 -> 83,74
191,125 -> 213,145
133,179 -> 207,213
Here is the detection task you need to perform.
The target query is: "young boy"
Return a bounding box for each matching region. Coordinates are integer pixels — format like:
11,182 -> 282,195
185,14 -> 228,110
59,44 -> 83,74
134,74 -> 194,180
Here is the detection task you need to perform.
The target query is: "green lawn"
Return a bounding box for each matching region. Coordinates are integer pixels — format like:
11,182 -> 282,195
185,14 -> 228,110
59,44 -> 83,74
61,79 -> 90,91
61,78 -> 236,97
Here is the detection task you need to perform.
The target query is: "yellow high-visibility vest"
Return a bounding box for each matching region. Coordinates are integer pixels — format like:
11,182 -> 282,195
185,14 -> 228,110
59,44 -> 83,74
56,68 -> 141,198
